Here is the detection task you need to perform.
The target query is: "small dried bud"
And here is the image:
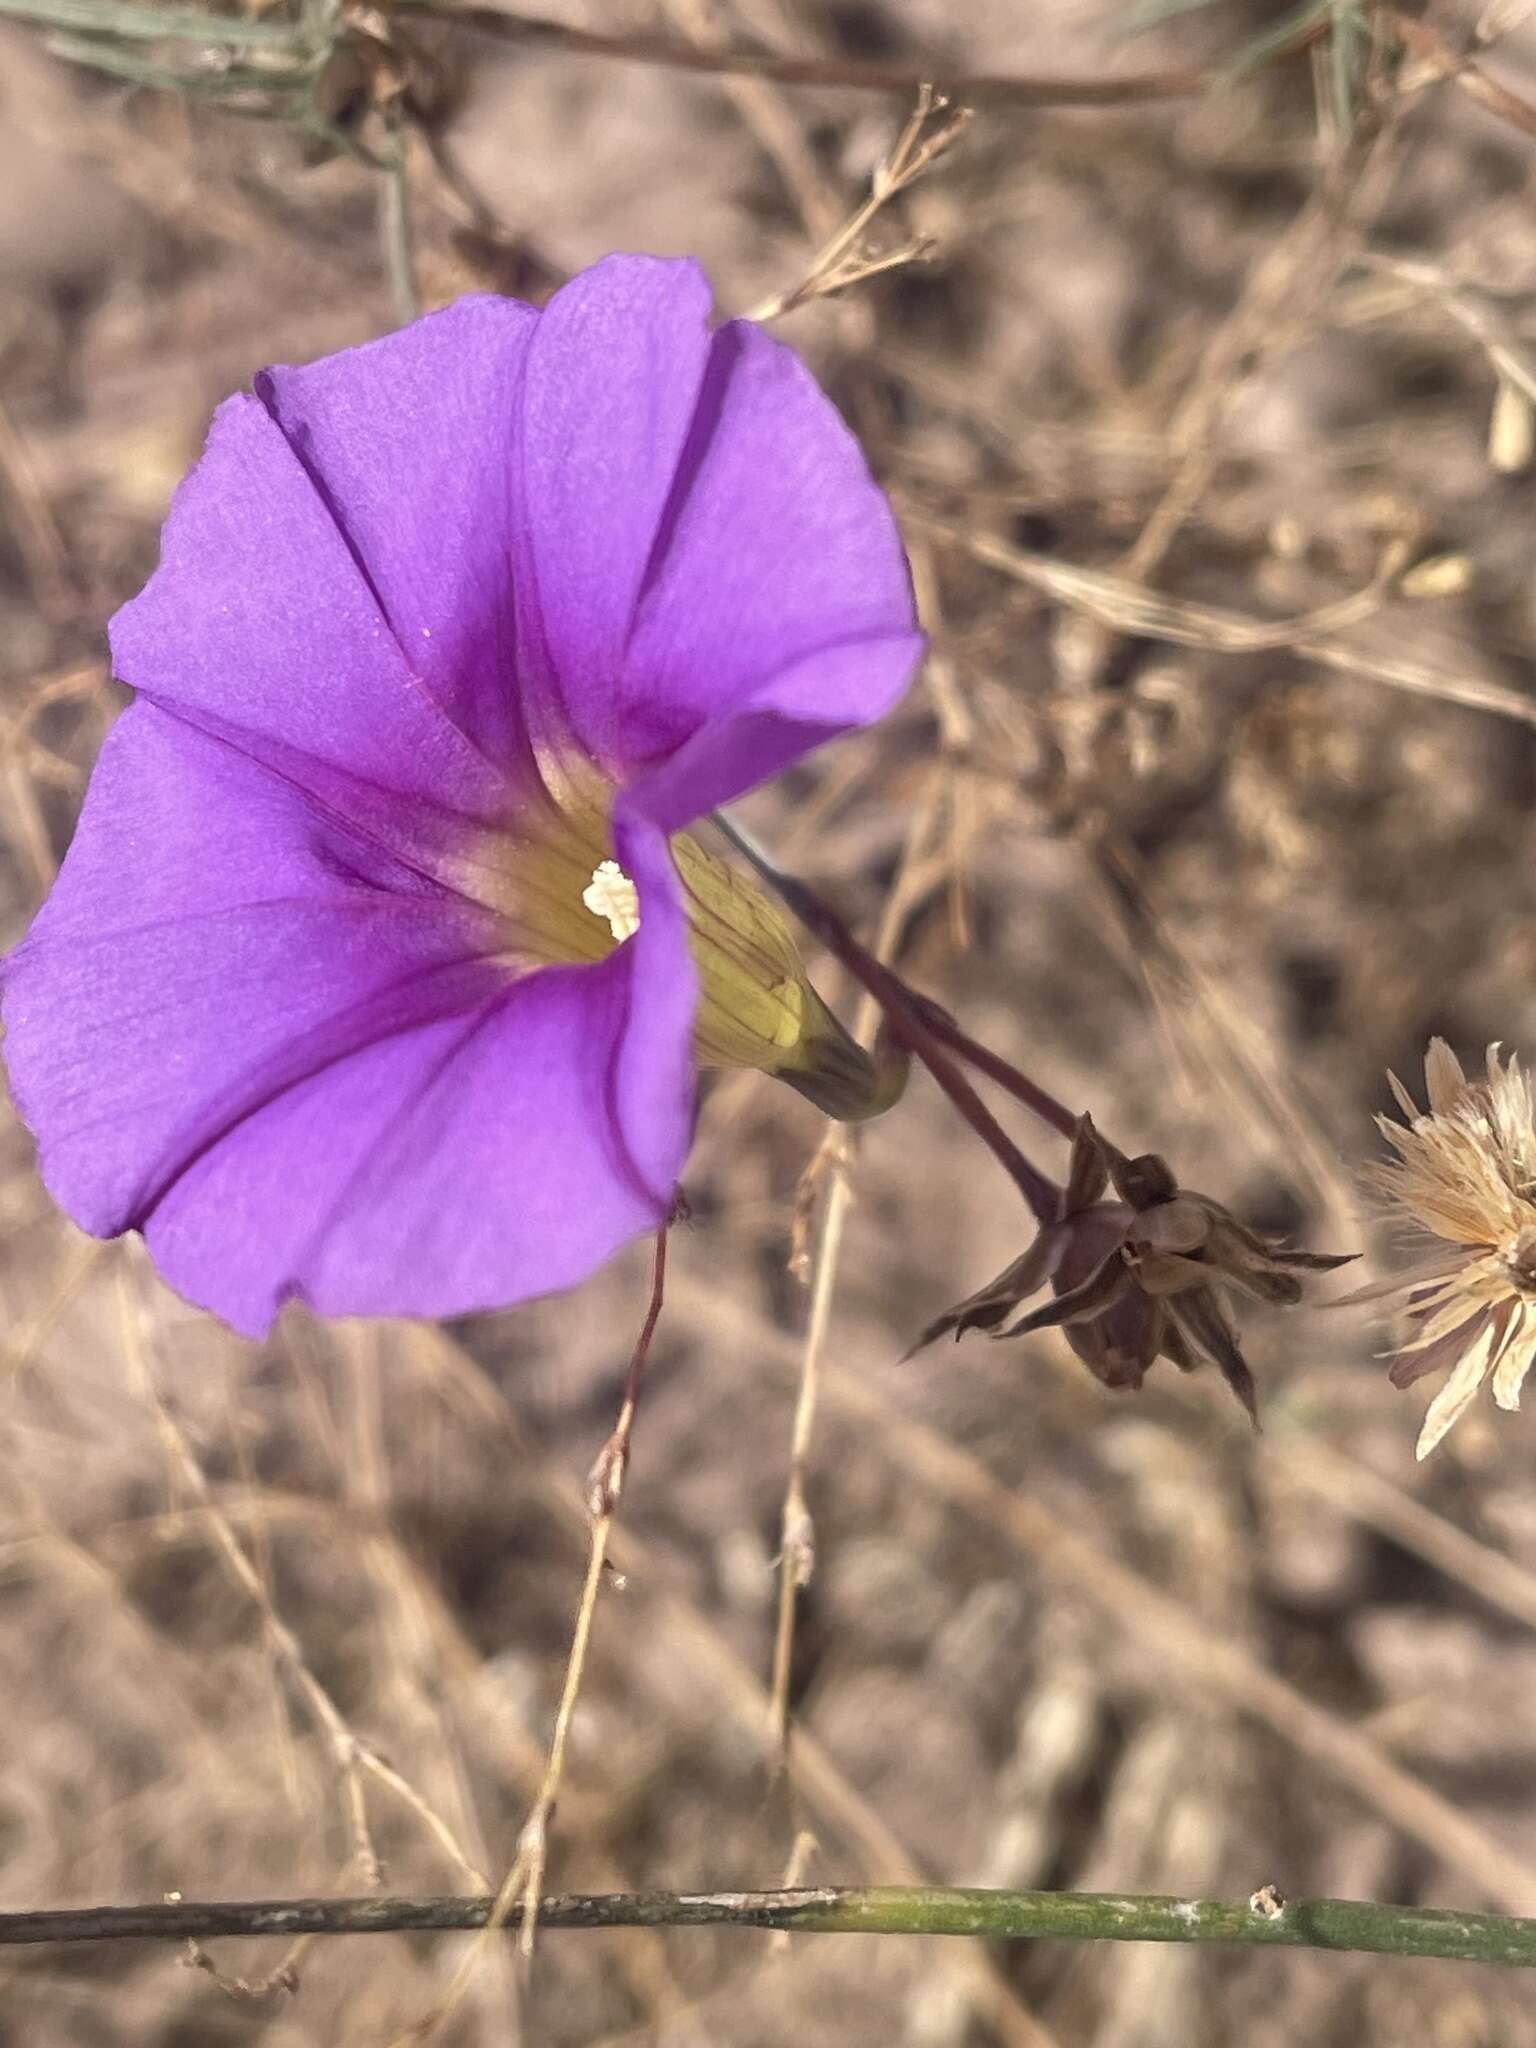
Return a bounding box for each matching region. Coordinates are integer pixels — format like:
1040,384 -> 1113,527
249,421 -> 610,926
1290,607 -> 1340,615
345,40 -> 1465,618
910,1117 -> 1353,1424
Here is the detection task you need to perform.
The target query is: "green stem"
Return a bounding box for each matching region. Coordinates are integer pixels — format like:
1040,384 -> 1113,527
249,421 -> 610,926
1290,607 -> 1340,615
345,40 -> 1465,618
0,0 -> 309,44
5,1886 -> 1536,1965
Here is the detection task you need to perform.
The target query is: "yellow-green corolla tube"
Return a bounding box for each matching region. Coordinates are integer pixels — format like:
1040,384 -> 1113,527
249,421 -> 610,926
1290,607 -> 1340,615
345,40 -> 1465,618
670,832 -> 909,1122
465,756 -> 908,1123
775,992 -> 910,1121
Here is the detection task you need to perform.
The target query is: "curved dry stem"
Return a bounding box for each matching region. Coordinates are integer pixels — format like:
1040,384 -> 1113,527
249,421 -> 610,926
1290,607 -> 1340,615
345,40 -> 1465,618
675,1273 -> 1536,1916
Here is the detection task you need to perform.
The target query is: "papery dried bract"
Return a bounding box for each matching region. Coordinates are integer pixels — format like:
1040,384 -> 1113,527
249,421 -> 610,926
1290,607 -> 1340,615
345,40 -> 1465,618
1366,1040 -> 1536,1458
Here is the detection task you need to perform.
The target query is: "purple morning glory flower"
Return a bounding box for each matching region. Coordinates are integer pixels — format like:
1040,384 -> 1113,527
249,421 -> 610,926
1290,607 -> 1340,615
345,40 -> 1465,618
2,255 -> 922,1336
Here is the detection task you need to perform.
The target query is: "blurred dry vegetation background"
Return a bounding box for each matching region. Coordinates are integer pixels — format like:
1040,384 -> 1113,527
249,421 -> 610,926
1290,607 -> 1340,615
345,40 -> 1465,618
11,0 -> 1536,2042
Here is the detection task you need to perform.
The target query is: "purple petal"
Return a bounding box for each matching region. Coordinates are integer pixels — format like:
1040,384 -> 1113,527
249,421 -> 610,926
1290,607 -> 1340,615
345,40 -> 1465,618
513,255 -> 714,752
109,299 -> 540,833
113,263 -> 917,842
621,630 -> 924,834
3,706 -> 694,1334
144,937 -> 688,1335
252,294 -> 539,771
513,260 -> 921,802
618,317 -> 919,776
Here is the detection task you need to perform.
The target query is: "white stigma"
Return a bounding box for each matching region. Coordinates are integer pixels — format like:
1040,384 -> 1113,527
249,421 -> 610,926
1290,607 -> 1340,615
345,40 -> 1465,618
582,859 -> 641,943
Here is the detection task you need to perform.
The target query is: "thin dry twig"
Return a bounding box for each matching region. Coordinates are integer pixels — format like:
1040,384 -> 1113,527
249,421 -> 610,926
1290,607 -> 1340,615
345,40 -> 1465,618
1267,1431 -> 1536,1636
767,802 -> 943,1760
408,1325 -> 1065,2048
419,0 -> 1536,158
1086,832 -> 1360,1232
114,1264 -> 487,1906
1389,5 -> 1536,144
921,512 -> 1536,731
1116,119 -> 1399,596
1345,252 -> 1536,411
676,1275 -> 1536,1916
67,1471 -> 693,2025
0,1238 -> 106,1393
417,7 -> 1225,107
746,87 -> 971,323
0,394 -> 74,622
335,1325 -> 497,1897
398,1223 -> 670,2045
661,0 -> 841,244
920,511 -> 1411,653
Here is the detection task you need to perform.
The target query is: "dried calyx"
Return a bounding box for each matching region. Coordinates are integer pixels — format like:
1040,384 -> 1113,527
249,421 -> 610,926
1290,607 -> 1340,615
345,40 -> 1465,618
909,1115 -> 1354,1424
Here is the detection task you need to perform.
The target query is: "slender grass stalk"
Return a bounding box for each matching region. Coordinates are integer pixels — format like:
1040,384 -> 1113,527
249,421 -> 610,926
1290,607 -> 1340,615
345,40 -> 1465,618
6,1886 -> 1536,1966
0,0 -> 312,42
380,114 -> 420,326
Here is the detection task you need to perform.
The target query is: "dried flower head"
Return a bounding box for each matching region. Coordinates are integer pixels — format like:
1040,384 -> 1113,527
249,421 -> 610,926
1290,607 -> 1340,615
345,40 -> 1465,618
1366,1040 -> 1536,1459
912,1117 -> 1352,1422
1,256 -> 923,1335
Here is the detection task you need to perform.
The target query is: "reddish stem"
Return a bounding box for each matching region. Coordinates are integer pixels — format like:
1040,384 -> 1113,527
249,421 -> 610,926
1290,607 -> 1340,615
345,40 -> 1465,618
716,819 -> 1059,1223
899,992 -> 1078,1142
